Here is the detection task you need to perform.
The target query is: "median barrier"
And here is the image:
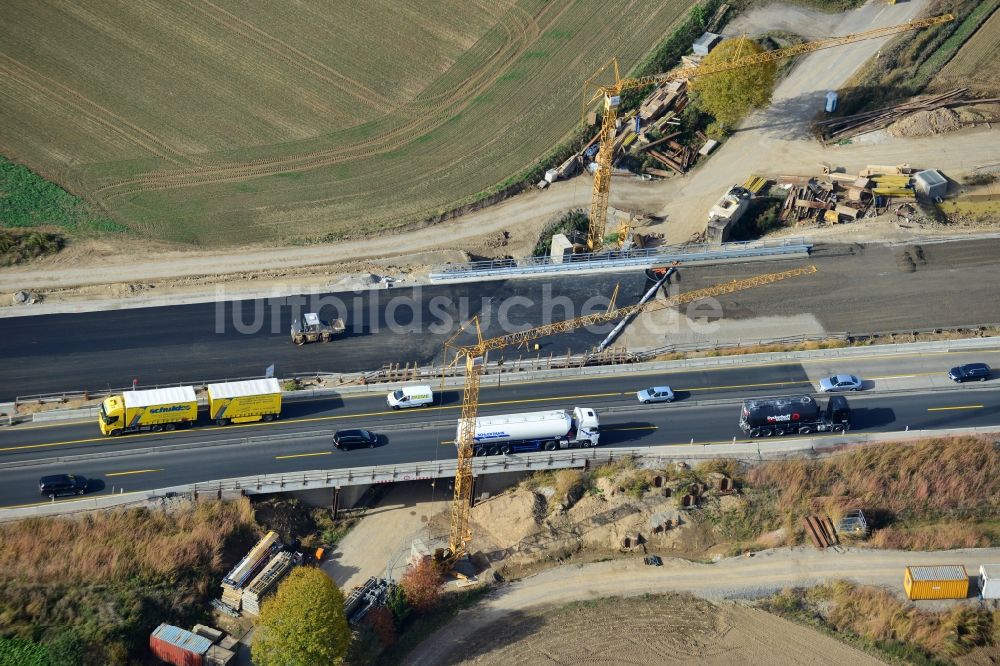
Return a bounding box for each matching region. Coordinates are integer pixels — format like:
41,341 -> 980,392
18,334 -> 1000,425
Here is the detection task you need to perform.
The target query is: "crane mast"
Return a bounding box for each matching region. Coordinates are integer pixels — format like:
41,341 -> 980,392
446,265 -> 817,558
583,13 -> 954,251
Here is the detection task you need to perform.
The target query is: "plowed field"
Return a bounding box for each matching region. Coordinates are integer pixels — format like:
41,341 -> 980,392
932,1 -> 1000,95
437,595 -> 882,666
0,0 -> 696,245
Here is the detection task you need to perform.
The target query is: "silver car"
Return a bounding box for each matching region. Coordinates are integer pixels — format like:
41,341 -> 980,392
637,386 -> 674,404
819,374 -> 863,392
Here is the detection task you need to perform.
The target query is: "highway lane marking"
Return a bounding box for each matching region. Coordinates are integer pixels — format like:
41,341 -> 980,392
873,374 -> 917,380
105,469 -> 162,477
0,491 -> 142,510
927,405 -> 984,411
7,372 -> 1000,454
275,451 -> 333,460
12,347 -> 1000,434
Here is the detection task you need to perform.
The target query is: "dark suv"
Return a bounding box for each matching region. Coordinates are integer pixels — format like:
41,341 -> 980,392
333,429 -> 379,450
39,474 -> 89,498
948,363 -> 991,383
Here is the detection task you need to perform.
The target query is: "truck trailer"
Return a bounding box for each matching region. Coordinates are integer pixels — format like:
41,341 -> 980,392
739,395 -> 850,438
208,378 -> 282,426
459,407 -> 599,456
99,386 -> 198,436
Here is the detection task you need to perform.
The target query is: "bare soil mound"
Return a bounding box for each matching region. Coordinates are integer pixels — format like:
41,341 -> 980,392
445,594 -> 882,666
888,103 -> 1000,138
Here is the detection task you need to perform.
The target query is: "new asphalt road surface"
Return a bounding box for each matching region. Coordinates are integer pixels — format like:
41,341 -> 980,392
3,239 -> 1000,399
2,347 -> 999,508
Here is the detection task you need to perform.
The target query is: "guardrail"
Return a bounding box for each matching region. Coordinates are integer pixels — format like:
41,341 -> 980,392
10,330 -> 1000,426
428,238 -> 812,281
5,425 -> 1000,522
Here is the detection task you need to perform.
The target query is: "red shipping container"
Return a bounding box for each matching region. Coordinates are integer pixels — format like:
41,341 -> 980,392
150,624 -> 210,666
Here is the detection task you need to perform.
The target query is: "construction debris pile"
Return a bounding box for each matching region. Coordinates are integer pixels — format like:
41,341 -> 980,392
344,576 -> 396,626
777,163 -> 948,225
577,79 -> 701,178
817,88 -> 999,141
219,530 -> 299,616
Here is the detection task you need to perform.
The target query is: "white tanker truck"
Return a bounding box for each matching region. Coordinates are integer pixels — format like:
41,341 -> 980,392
458,407 -> 600,456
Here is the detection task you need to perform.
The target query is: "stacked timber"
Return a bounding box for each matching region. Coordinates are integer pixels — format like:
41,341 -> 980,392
220,531 -> 280,611
241,552 -> 294,615
817,89 -> 1000,141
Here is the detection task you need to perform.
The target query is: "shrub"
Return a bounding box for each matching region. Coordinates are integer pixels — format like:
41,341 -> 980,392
399,558 -> 444,613
533,209 -> 589,256
962,172 -> 996,186
0,499 -> 257,661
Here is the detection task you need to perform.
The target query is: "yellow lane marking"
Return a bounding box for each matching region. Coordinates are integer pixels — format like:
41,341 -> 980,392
275,451 -> 332,460
926,405 -> 983,411
105,469 -> 162,477
0,491 -> 142,510
12,346 -> 1000,436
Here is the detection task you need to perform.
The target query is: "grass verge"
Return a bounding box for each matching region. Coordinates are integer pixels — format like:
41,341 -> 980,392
0,499 -> 259,664
760,581 -> 1000,664
0,156 -> 124,236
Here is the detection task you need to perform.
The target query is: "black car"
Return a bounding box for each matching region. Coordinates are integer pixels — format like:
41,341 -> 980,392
948,363 -> 991,383
38,474 -> 89,498
333,429 -> 379,450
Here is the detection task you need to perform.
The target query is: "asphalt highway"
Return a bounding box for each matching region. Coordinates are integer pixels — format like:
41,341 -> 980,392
3,238 -> 1000,400
3,347 -> 999,508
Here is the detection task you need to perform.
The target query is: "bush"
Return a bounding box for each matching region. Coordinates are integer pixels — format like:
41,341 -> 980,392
399,558 -> 444,613
0,638 -> 50,666
0,229 -> 65,266
533,209 -> 589,256
962,172 -> 996,186
0,500 -> 257,661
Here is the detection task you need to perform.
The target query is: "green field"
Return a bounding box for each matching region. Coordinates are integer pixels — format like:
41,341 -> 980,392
0,0 -> 698,246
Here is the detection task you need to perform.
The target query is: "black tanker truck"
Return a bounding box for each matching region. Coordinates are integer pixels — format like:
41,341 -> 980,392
739,395 -> 850,438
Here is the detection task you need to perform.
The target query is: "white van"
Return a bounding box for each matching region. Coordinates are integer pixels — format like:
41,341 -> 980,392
387,385 -> 434,409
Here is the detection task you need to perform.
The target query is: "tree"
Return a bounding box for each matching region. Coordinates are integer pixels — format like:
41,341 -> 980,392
398,557 -> 443,612
690,37 -> 778,130
252,568 -> 350,666
364,606 -> 396,649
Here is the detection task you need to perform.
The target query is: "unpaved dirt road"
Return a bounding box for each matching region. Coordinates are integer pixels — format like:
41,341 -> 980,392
406,546 -> 1000,665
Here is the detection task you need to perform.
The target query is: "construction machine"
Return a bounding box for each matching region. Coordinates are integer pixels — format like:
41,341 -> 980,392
580,14 -> 954,252
290,312 -> 345,345
443,265 -> 817,562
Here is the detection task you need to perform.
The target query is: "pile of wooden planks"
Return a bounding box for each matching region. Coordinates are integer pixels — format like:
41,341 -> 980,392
777,161 -> 921,225
803,514 -> 840,549
647,140 -> 696,174
817,88 -> 1000,141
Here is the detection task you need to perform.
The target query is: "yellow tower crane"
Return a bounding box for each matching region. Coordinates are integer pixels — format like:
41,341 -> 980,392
443,264 -> 817,559
581,13 -> 954,251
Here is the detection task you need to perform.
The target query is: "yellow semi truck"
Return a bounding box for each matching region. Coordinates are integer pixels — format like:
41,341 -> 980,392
99,379 -> 283,435
99,386 -> 198,436
207,378 -> 282,426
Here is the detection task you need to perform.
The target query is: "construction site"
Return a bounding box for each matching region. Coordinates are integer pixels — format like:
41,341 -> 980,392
2,0 -> 1000,665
